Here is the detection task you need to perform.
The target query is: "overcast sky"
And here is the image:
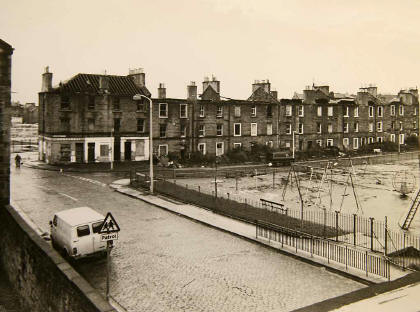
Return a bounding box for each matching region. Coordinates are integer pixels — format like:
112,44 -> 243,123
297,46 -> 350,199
2,0 -> 420,103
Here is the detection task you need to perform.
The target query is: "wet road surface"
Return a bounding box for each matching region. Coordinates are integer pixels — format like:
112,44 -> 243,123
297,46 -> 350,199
11,166 -> 364,311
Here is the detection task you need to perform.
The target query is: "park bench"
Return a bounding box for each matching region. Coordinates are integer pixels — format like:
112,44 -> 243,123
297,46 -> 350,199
260,199 -> 288,215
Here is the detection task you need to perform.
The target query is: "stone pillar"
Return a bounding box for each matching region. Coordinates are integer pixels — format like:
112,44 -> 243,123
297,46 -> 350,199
0,39 -> 13,207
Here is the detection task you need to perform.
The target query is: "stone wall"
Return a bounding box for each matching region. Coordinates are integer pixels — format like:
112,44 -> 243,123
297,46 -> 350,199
0,205 -> 116,312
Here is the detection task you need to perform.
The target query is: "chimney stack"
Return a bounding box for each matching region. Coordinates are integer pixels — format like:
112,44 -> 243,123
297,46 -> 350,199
270,91 -> 278,100
128,68 -> 145,87
158,83 -> 166,99
202,75 -> 220,93
99,75 -> 109,92
41,66 -> 53,92
187,81 -> 197,100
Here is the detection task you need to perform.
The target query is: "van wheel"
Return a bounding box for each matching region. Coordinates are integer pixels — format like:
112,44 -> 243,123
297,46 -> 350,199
51,237 -> 58,250
61,248 -> 70,260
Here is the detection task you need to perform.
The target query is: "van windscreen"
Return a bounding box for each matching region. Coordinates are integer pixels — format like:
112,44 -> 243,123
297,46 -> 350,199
77,225 -> 90,237
92,221 -> 103,234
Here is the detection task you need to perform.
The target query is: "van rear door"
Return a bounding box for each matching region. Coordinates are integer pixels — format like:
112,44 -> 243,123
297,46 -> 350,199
92,221 -> 107,253
74,224 -> 94,256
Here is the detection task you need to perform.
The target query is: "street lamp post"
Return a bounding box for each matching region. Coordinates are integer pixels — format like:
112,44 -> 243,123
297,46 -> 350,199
292,131 -> 297,159
398,121 -> 402,155
110,128 -> 114,170
133,94 -> 154,194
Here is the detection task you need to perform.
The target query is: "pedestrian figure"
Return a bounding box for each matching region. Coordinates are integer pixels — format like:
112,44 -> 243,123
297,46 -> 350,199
15,154 -> 21,168
108,220 -> 114,230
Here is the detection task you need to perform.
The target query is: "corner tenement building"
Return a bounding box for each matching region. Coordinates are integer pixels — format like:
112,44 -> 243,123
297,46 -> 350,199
38,68 -> 419,164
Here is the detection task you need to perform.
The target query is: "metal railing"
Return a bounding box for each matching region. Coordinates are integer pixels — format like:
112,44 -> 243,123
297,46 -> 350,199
256,220 -> 390,279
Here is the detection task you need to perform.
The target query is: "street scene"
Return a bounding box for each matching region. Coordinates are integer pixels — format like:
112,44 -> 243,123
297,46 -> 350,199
2,1 -> 420,312
11,163 -> 364,312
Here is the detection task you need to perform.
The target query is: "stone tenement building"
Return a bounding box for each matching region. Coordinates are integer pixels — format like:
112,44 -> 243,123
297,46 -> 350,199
0,39 -> 13,206
39,68 -> 152,163
38,68 -> 419,164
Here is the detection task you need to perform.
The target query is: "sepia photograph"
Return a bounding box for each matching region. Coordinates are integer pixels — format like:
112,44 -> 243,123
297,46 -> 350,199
1,1 -> 420,311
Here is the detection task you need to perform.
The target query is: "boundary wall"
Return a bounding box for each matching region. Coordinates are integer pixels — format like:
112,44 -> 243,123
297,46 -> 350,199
0,204 -> 116,312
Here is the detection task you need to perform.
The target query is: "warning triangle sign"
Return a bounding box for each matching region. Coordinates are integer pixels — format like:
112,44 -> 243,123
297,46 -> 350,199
99,212 -> 121,234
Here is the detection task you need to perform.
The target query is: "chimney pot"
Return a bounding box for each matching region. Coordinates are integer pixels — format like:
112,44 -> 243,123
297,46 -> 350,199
128,68 -> 146,87
158,83 -> 166,99
99,76 -> 109,91
187,81 -> 197,100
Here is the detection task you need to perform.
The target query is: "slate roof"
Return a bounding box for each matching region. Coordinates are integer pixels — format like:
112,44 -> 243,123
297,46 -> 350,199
247,86 -> 278,103
0,39 -> 13,53
54,73 -> 151,97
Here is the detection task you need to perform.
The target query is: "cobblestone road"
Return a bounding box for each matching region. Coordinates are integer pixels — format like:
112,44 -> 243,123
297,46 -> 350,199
11,166 -> 364,311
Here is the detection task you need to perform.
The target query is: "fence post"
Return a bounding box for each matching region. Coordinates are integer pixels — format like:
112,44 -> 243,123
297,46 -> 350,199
227,192 -> 230,200
311,236 -> 313,257
173,168 -> 176,179
388,259 -> 391,282
236,176 -> 238,192
255,220 -> 258,239
335,211 -> 339,242
384,216 -> 388,256
323,208 -> 327,239
198,186 -> 200,193
365,251 -> 368,277
327,240 -> 330,263
403,232 -> 406,270
295,236 -> 298,253
369,217 -> 374,251
281,231 -> 284,248
345,246 -> 348,270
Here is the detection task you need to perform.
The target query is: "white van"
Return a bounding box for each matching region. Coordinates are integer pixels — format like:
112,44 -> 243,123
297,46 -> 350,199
50,207 -> 108,259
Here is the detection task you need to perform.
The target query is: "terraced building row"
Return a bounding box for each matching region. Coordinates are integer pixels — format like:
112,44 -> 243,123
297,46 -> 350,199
38,68 -> 419,164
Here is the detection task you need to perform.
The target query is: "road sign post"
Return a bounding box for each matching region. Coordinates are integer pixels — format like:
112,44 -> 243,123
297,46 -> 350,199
106,240 -> 111,300
99,212 -> 120,302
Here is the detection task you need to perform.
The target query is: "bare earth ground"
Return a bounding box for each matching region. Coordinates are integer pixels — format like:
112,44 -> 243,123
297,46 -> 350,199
174,159 -> 420,235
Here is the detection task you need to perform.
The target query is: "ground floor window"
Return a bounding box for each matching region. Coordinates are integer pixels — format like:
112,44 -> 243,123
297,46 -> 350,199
343,138 -> 349,148
377,137 -> 383,143
390,134 -> 395,142
60,144 -> 71,161
216,142 -> 224,156
135,141 -> 145,156
368,137 -> 374,144
100,144 -> 109,157
316,140 -> 322,147
233,143 -> 242,150
158,144 -> 168,156
353,138 -> 359,149
266,141 -> 273,148
399,134 -> 405,144
326,139 -> 333,147
198,143 -> 206,155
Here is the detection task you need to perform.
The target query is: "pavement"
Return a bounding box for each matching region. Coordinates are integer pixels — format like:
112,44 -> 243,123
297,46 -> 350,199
109,179 -> 408,285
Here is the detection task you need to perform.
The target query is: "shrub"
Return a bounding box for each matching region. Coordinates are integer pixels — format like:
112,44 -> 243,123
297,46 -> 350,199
226,148 -> 248,163
406,134 -> 419,147
167,151 -> 180,162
